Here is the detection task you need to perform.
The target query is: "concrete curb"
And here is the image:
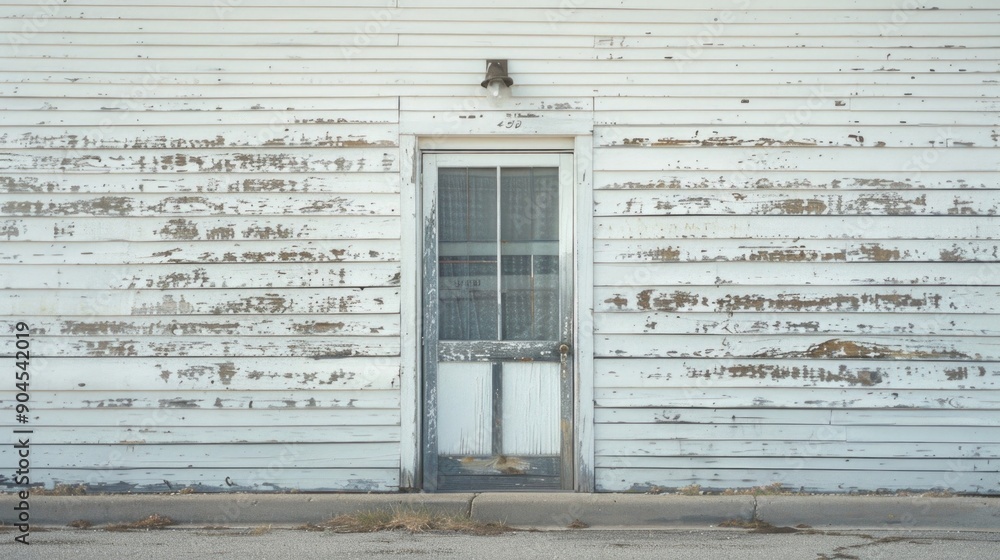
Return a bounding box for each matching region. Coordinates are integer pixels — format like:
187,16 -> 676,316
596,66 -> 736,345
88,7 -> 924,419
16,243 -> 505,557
470,493 -> 754,528
3,494 -> 474,526
757,495 -> 1000,531
2,493 -> 997,530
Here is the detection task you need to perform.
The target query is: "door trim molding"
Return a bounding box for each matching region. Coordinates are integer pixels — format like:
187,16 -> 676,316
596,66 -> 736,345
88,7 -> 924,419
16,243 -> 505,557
400,135 -> 595,493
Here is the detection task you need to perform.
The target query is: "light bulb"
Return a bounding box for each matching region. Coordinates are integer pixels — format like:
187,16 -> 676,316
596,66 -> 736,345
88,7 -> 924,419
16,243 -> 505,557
486,79 -> 503,98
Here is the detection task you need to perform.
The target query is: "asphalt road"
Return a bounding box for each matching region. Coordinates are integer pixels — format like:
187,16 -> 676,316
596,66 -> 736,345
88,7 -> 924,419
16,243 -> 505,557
4,527 -> 1000,560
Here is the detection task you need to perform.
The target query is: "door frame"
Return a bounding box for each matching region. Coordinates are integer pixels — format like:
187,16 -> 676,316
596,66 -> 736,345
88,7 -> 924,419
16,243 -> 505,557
399,135 -> 595,492
421,152 -> 574,491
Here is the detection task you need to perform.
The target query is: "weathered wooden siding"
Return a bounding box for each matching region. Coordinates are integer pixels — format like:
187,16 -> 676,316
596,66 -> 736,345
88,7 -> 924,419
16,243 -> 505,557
2,1 -> 998,494
0,0 -> 405,491
590,1 -> 1000,493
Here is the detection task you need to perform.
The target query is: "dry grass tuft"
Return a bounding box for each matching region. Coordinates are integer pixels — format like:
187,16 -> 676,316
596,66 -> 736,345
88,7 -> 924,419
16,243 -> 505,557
678,484 -> 702,496
68,520 -> 93,529
721,482 -> 793,496
566,519 -> 589,529
719,518 -> 799,534
307,507 -> 512,536
247,525 -> 272,536
104,514 -> 176,532
32,484 -> 87,496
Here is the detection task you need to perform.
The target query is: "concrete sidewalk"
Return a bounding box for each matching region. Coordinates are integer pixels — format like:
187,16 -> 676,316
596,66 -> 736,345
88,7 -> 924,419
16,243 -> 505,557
3,492 -> 998,530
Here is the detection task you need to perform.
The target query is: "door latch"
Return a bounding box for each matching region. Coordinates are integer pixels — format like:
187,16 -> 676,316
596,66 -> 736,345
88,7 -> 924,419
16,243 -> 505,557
558,343 -> 570,366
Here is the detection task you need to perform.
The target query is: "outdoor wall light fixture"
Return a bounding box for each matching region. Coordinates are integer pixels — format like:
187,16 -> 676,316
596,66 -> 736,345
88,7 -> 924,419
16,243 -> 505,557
481,59 -> 513,98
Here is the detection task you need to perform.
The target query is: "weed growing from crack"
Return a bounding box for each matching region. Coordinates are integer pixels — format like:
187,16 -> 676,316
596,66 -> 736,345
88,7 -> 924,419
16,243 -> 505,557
104,514 -> 176,532
299,507 -> 512,535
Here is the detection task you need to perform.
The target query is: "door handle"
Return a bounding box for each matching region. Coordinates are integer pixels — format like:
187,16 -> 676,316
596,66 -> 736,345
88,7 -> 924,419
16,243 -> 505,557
558,343 -> 570,366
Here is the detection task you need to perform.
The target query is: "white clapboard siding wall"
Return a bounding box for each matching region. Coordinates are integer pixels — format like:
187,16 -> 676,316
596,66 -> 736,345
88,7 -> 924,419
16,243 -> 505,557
1,1 -> 999,494
586,2 -> 1000,493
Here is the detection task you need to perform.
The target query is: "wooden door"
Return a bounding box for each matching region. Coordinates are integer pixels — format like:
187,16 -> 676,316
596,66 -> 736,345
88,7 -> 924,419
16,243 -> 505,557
422,152 -> 574,491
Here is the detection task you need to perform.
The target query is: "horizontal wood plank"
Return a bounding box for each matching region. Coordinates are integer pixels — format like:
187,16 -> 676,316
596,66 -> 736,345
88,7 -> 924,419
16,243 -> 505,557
596,423 -> 1000,443
594,456 -> 999,473
0,390 -> 400,410
0,263 -> 401,289
594,286 -> 1000,313
3,82 -> 995,100
0,124 -> 399,150
594,189 -> 1000,216
0,287 -> 399,316
595,125 -> 1000,149
13,315 -> 399,337
595,387 -> 1000,409
9,468 -> 398,492
594,147 -> 1000,173
24,408 -> 403,429
594,334 -> 1000,361
26,335 -> 400,359
594,216 -> 998,239
594,311 -> 1000,336
0,442 -> 399,469
1,216 -> 400,242
593,262 -> 1000,287
596,407 -> 1000,427
20,356 -> 399,391
596,468 -> 997,493
0,192 -> 399,217
596,439 -> 1000,459
1,173 -> 401,194
594,359 -> 1000,390
0,149 -> 398,174
592,238 -> 1000,263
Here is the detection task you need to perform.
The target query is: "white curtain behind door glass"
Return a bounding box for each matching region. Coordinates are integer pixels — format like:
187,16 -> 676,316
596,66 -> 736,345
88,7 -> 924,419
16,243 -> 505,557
438,168 -> 498,340
437,167 -> 559,341
501,168 -> 560,340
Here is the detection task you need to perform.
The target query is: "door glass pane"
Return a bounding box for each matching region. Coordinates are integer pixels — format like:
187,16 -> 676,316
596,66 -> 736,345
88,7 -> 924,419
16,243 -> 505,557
500,167 -> 560,340
438,168 -> 498,340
